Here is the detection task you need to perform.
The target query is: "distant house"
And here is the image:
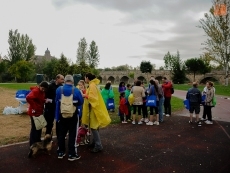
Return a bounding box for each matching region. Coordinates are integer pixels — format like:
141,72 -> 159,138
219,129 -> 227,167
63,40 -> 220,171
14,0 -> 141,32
31,48 -> 55,64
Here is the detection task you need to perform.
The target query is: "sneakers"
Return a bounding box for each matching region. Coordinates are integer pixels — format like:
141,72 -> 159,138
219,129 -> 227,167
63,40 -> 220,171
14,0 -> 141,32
144,118 -> 149,123
166,114 -> 170,117
68,154 -> 81,161
58,152 -> 66,159
205,120 -> 213,124
146,121 -> 154,125
197,121 -> 202,126
90,148 -> 103,153
138,121 -> 143,125
153,121 -> 159,125
200,118 -> 206,121
122,121 -> 127,123
132,121 -> 136,125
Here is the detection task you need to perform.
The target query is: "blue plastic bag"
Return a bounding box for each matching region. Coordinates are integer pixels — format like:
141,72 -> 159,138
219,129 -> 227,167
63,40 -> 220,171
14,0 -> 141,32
183,99 -> 190,110
107,98 -> 115,110
16,90 -> 31,98
146,95 -> 157,107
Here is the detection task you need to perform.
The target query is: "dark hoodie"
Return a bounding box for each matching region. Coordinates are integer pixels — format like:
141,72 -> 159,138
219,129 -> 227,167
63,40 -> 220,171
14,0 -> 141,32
45,81 -> 63,109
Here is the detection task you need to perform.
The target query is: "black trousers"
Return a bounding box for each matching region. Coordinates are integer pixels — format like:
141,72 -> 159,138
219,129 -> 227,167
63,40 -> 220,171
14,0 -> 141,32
44,108 -> 55,135
29,117 -> 42,146
204,105 -> 212,121
164,97 -> 171,115
142,102 -> 148,118
57,114 -> 78,155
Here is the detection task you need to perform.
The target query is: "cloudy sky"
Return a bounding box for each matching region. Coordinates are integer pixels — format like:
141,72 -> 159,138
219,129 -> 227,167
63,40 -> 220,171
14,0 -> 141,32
0,0 -> 212,69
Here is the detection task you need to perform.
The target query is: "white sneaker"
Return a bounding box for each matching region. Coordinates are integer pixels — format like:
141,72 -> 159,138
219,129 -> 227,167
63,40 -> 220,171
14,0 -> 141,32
138,121 -> 143,125
205,120 -> 213,124
132,121 -> 136,125
153,121 -> 159,125
144,118 -> 149,123
166,114 -> 170,117
146,121 -> 154,125
200,118 -> 206,121
140,118 -> 144,122
122,121 -> 127,124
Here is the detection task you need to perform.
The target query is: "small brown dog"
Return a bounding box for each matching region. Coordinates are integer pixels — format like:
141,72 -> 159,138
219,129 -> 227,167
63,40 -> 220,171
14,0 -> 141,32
28,134 -> 52,158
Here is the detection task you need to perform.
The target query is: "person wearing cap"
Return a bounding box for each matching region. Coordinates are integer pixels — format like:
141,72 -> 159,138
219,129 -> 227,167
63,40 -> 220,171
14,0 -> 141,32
26,81 -> 49,147
186,82 -> 202,125
55,75 -> 84,161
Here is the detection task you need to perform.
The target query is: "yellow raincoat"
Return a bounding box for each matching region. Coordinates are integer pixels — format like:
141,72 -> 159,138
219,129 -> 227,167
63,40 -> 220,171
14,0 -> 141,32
82,78 -> 111,129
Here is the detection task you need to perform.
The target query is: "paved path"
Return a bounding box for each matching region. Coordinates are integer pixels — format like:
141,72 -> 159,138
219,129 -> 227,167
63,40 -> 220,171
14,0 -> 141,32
0,115 -> 230,173
173,90 -> 230,123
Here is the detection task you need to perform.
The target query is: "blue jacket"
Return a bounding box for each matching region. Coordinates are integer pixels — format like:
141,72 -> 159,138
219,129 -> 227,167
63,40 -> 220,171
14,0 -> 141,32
186,87 -> 202,104
55,84 -> 83,121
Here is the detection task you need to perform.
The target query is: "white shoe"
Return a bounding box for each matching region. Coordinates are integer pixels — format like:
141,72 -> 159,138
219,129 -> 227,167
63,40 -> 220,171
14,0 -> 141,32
205,120 -> 213,124
132,121 -> 136,125
122,121 -> 127,123
200,118 -> 206,121
144,118 -> 149,123
166,114 -> 170,117
138,121 -> 143,125
146,121 -> 154,125
140,118 -> 144,122
153,121 -> 159,125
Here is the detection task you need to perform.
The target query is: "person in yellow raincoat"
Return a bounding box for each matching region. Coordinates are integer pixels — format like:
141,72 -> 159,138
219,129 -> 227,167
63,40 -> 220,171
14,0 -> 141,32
82,73 -> 111,153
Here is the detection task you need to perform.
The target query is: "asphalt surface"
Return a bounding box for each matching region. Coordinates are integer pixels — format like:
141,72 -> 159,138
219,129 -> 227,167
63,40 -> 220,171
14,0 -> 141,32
0,91 -> 230,173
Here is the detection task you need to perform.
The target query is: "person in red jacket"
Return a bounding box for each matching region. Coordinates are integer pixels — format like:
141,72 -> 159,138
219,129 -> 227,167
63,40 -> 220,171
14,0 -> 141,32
162,77 -> 173,117
119,92 -> 129,123
26,81 -> 49,146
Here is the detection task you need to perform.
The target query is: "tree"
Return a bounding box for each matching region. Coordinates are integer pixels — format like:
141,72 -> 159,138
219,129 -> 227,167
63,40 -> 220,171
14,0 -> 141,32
198,0 -> 230,85
87,40 -> 100,68
53,54 -> 70,76
74,61 -> 92,79
159,66 -> 164,70
140,61 -> 152,73
129,72 -> 134,79
185,58 -> 211,81
76,37 -> 87,64
163,51 -> 186,83
8,29 -> 36,65
9,60 -> 34,82
43,58 -> 59,81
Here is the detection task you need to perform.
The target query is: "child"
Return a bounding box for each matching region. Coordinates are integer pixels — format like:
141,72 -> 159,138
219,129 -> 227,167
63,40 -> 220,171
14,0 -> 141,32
125,84 -> 132,121
76,126 -> 89,146
77,80 -> 86,97
119,92 -> 129,123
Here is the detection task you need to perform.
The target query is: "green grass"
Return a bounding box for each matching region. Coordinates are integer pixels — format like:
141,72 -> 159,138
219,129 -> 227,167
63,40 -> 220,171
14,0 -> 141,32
0,83 -> 36,90
173,84 -> 230,96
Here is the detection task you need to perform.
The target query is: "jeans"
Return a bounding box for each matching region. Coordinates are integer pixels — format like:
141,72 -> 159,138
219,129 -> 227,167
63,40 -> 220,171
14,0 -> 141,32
164,97 -> 171,115
57,114 -> 78,155
158,97 -> 164,122
29,117 -> 42,146
91,129 -> 103,150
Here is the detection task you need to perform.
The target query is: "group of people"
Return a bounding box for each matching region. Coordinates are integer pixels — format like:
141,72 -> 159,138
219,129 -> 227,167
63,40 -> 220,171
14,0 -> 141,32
26,73 -> 111,161
186,81 -> 215,126
99,76 -> 174,126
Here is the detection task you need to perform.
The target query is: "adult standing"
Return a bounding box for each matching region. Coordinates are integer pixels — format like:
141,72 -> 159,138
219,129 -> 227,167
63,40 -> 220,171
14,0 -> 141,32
82,73 -> 111,153
204,81 -> 215,124
55,75 -> 83,161
162,77 -> 173,117
186,82 -> 202,125
131,80 -> 145,125
44,74 -> 64,137
26,81 -> 49,147
146,80 -> 159,125
155,80 -> 164,123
